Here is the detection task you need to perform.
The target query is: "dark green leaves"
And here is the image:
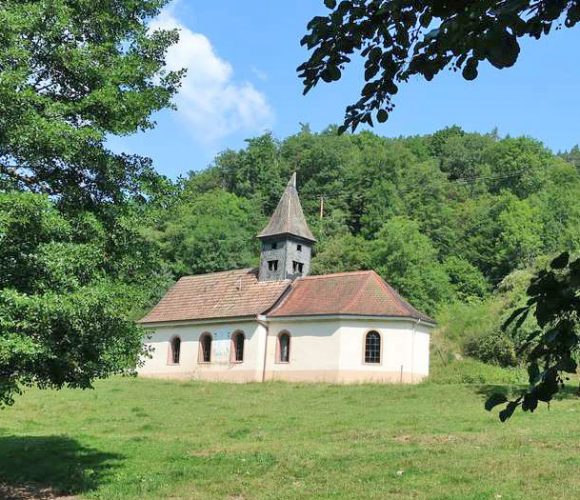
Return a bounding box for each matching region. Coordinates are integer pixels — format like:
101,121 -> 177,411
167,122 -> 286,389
486,30 -> 520,69
527,362 -> 540,384
488,253 -> 580,421
0,0 -> 182,211
0,1 -> 180,406
521,393 -> 538,412
502,306 -> 529,331
377,109 -> 388,123
462,58 -> 478,81
299,1 -> 575,131
0,192 -> 161,407
322,65 -> 341,82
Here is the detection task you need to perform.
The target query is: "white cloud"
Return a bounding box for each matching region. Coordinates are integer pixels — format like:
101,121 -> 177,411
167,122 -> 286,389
150,9 -> 274,144
251,66 -> 268,82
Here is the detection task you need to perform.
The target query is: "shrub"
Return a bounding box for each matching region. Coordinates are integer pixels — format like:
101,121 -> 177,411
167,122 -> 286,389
428,357 -> 526,385
463,333 -> 518,367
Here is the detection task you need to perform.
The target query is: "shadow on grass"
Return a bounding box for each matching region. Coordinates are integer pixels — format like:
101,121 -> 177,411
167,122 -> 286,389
0,435 -> 123,499
473,383 -> 580,402
473,384 -> 519,401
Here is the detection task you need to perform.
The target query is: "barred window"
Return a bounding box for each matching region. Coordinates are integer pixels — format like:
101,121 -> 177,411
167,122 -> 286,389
365,331 -> 381,364
199,333 -> 212,363
232,331 -> 245,362
169,336 -> 181,364
278,333 -> 290,363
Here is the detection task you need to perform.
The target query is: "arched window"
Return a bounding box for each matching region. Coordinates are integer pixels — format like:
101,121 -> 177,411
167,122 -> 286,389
278,332 -> 290,363
365,331 -> 381,364
169,336 -> 181,364
232,331 -> 245,363
199,333 -> 212,363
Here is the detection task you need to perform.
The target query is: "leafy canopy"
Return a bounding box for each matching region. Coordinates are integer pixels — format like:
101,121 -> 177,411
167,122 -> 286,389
298,1 -> 580,132
168,127 -> 580,320
150,189 -> 264,276
0,193 -> 155,406
0,0 -> 182,212
0,0 -> 181,405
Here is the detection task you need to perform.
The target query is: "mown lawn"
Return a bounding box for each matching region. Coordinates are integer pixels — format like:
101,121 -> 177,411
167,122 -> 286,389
0,377 -> 578,499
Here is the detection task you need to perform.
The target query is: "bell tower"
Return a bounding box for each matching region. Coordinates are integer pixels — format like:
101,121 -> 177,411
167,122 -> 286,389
257,173 -> 315,281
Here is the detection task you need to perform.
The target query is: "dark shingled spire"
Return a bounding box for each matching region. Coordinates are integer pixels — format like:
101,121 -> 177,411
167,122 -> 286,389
257,173 -> 316,242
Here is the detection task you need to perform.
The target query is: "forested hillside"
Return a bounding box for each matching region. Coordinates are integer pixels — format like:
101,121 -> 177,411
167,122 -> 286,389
144,125 -> 580,366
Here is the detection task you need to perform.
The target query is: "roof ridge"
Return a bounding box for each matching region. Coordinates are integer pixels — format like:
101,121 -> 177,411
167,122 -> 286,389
343,271 -> 375,311
371,271 -> 433,320
179,268 -> 256,280
260,282 -> 294,315
370,271 -> 408,315
302,270 -> 373,280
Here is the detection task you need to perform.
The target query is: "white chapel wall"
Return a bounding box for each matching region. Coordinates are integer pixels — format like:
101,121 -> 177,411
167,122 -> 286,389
139,317 -> 432,384
264,319 -> 342,382
264,317 -> 431,383
138,320 -> 264,382
337,319 -> 431,383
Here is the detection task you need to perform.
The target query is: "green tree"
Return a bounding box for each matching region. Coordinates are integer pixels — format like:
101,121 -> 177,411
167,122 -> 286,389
311,233 -> 372,275
370,217 -> 453,315
560,145 -> 580,171
153,190 -> 263,276
0,193 -> 158,406
436,131 -> 494,184
483,137 -> 550,198
443,256 -> 489,303
0,0 -> 181,405
495,197 -> 544,274
216,134 -> 285,215
0,0 -> 182,211
533,162 -> 580,254
299,1 -> 580,131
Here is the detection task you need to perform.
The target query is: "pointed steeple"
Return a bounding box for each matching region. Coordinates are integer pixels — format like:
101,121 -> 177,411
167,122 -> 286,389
257,173 -> 316,242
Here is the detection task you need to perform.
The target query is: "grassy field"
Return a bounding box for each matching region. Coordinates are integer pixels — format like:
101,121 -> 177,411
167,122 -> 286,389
0,375 -> 578,499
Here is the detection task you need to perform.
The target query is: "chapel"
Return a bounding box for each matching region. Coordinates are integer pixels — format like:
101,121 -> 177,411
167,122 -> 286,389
138,173 -> 435,383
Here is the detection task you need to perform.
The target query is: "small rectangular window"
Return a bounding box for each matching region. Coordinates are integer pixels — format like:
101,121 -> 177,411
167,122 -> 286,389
292,261 -> 304,274
268,260 -> 278,271
271,242 -> 278,249
297,244 -> 302,252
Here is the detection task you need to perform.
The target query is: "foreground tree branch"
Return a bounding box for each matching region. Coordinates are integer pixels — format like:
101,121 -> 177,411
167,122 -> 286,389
299,1 -> 580,132
486,252 -> 580,421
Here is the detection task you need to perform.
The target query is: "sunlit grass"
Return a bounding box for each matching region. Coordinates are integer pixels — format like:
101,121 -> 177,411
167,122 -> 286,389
0,376 -> 578,499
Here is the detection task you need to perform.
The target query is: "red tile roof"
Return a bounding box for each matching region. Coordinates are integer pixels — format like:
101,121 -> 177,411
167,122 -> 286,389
139,269 -> 290,324
267,270 -> 434,322
139,269 -> 433,325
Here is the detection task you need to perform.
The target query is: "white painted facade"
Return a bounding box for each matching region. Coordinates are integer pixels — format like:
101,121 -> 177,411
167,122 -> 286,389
138,315 -> 432,384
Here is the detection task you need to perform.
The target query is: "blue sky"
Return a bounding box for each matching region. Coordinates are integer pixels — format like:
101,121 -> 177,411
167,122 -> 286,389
109,0 -> 580,179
